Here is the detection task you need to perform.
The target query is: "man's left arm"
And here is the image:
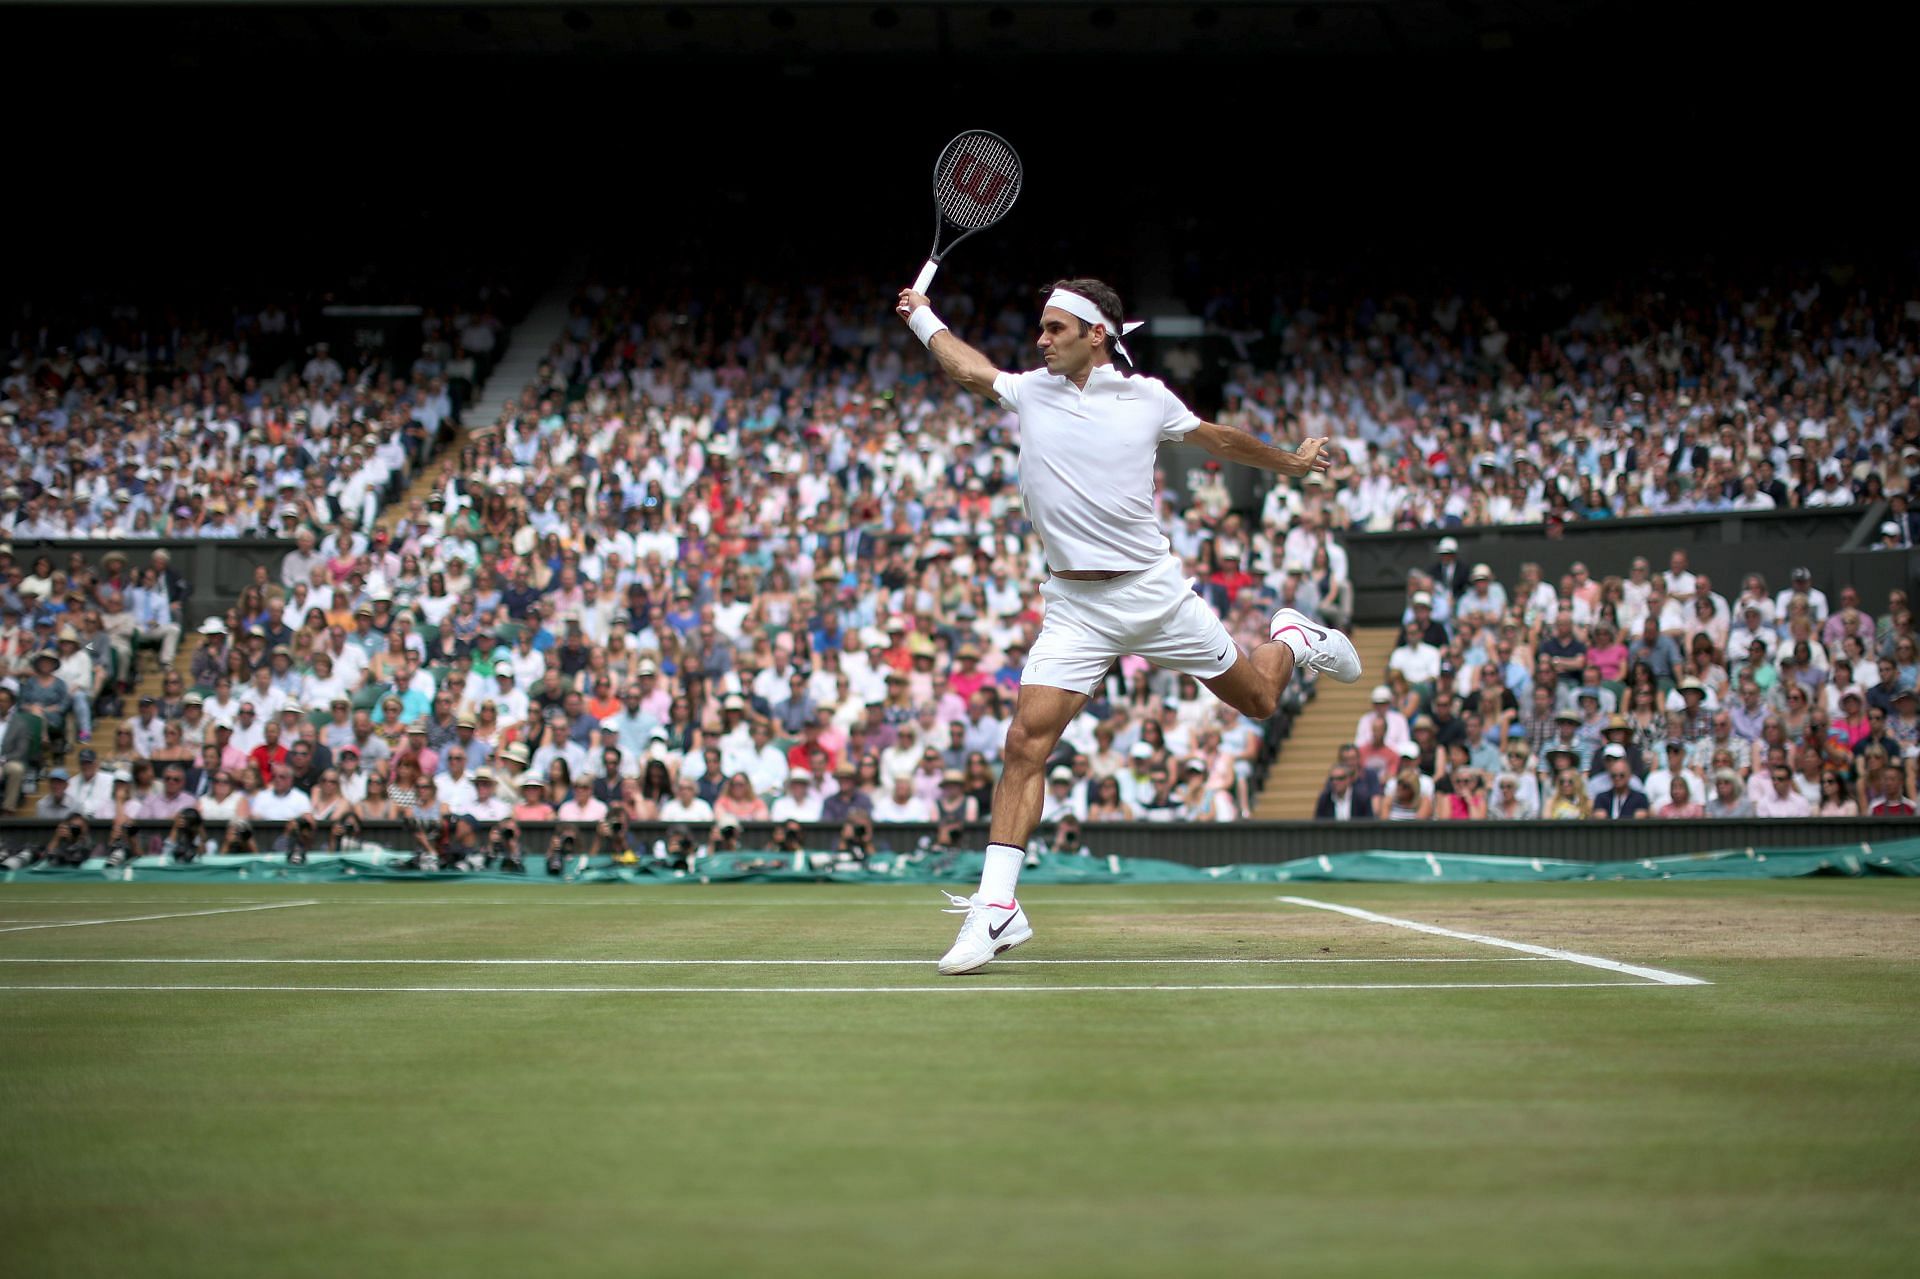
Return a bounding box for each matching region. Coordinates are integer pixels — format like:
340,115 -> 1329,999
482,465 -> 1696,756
1185,422 -> 1332,479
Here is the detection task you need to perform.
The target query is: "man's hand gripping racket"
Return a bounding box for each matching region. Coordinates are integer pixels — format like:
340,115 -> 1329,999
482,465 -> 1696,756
896,130 -> 1023,323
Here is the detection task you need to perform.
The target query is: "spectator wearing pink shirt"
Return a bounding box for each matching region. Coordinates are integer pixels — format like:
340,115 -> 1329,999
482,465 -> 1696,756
946,644 -> 990,703
1752,764 -> 1813,818
1585,621 -> 1629,683
555,777 -> 607,823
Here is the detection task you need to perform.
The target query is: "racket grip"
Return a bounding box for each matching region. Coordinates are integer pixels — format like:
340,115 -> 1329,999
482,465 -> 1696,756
912,259 -> 939,295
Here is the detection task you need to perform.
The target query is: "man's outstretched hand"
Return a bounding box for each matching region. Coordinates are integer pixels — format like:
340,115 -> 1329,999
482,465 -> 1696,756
1291,437 -> 1333,476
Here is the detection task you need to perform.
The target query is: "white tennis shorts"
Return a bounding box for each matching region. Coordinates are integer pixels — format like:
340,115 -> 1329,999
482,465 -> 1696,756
1023,556 -> 1239,695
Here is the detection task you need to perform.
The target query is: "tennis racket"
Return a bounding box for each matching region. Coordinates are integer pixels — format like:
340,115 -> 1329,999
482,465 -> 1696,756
911,130 -> 1023,295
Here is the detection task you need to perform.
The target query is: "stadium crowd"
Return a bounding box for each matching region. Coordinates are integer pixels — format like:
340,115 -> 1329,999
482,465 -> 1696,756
2,263 -> 1917,870
1187,265 -> 1920,534
1320,547 -> 1919,821
1,292 -> 511,543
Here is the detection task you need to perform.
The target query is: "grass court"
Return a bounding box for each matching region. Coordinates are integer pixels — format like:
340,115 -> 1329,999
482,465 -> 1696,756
3,879 -> 1916,1277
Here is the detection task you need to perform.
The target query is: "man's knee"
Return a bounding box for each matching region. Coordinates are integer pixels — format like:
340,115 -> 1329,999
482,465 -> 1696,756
1239,688 -> 1279,720
1003,721 -> 1054,770
1215,678 -> 1278,721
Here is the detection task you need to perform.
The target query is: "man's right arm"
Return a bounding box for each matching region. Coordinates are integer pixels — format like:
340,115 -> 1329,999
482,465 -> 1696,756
895,288 -> 1002,400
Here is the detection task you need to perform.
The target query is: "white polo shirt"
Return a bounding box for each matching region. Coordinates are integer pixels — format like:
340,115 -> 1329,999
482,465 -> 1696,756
249,786 -> 312,822
992,363 -> 1200,572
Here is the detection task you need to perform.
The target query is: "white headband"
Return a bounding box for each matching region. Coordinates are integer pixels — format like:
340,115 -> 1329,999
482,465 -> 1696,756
1045,289 -> 1145,366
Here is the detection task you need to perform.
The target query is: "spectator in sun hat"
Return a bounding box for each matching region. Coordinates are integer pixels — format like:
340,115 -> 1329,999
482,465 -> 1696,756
1672,678 -> 1713,738
509,773 -> 554,822
1036,763 -> 1080,825
1581,708 -> 1637,772
770,768 -> 824,822
52,624 -> 99,742
17,649 -> 73,737
1354,683 -> 1411,754
821,760 -> 872,824
1400,581 -> 1451,644
1455,563 -> 1508,627
1428,536 -> 1466,599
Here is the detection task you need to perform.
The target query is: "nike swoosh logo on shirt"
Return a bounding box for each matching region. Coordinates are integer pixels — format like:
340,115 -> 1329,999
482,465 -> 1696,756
1215,645 -> 1231,663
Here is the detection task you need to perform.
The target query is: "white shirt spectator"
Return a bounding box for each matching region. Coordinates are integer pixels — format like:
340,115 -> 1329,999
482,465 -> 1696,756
68,768 -> 117,821
435,771 -> 478,814
1774,585 -> 1830,624
658,795 -> 713,824
770,791 -> 824,822
726,742 -> 790,797
129,713 -> 169,759
1388,641 -> 1442,686
249,785 -> 313,822
870,790 -> 930,823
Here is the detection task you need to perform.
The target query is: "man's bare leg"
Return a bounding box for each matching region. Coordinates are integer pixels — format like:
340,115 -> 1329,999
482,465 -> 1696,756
1201,641 -> 1296,721
986,682 -> 1090,863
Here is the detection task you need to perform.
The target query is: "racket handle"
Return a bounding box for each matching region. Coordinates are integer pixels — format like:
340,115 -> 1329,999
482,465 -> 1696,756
912,259 -> 939,295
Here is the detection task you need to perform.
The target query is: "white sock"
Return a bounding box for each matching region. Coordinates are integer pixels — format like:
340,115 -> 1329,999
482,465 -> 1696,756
978,843 -> 1023,905
1269,617 -> 1312,662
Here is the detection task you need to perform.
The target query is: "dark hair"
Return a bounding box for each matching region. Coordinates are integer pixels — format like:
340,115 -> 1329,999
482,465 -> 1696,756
1042,277 -> 1130,368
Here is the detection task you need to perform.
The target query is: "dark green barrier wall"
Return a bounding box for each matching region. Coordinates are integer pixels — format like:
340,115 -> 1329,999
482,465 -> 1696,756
14,540 -> 296,626
1,818 -> 1902,868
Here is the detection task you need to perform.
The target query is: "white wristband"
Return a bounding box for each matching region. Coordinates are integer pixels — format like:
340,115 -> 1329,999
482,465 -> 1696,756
907,306 -> 949,348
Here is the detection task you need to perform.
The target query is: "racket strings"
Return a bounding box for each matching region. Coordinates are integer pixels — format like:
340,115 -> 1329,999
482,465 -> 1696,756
935,132 -> 1022,230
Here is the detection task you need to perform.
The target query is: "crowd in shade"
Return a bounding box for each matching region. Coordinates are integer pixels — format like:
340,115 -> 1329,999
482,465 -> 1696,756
3,262 -> 1919,871
0,284 -> 514,541
1320,544 -> 1919,822
1174,260 -> 1920,532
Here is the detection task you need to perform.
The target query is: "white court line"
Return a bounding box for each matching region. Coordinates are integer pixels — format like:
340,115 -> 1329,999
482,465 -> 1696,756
0,901 -> 318,935
1279,896 -> 1710,987
0,956 -> 1555,967
0,981 -> 1674,995
284,897 -> 1272,907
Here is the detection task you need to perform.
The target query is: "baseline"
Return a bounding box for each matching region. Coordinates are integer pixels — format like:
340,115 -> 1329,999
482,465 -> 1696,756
0,980 -> 1680,995
0,955 -> 1555,967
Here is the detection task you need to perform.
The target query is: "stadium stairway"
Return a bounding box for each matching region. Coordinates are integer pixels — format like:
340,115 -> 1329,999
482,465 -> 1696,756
381,266 -> 585,528
12,633 -> 208,812
1252,626 -> 1398,820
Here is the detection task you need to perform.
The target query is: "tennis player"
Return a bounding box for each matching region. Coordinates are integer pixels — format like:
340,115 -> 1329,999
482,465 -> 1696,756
897,278 -> 1362,974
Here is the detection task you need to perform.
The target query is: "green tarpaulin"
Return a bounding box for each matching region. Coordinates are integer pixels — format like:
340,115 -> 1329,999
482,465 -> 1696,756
6,839 -> 1919,885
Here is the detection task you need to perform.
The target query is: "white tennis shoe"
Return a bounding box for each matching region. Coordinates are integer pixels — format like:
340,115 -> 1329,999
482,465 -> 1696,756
937,891 -> 1032,975
1270,607 -> 1363,683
